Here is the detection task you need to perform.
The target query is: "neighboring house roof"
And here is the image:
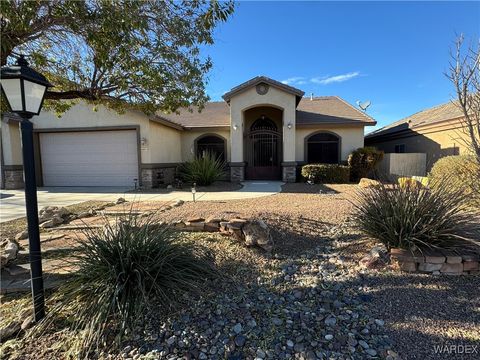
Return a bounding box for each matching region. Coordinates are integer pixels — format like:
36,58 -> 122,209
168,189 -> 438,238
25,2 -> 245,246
222,76 -> 305,104
366,100 -> 464,140
157,96 -> 376,129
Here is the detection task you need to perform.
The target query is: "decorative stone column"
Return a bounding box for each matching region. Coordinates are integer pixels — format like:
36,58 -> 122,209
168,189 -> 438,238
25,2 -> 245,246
282,162 -> 297,182
3,165 -> 24,189
230,162 -> 245,182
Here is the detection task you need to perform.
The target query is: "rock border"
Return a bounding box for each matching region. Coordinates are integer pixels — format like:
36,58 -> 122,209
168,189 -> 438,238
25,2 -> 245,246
391,248 -> 479,275
173,217 -> 273,252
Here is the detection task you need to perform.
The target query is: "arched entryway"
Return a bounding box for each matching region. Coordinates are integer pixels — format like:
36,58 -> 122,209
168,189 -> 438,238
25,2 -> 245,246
244,107 -> 283,180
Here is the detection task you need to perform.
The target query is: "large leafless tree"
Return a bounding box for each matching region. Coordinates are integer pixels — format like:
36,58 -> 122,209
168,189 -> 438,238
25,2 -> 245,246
446,34 -> 480,163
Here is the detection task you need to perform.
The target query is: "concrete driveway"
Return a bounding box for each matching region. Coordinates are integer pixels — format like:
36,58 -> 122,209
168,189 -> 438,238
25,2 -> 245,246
0,181 -> 283,223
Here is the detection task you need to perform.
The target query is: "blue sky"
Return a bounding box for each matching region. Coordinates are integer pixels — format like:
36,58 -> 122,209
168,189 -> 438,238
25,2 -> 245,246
204,1 -> 480,132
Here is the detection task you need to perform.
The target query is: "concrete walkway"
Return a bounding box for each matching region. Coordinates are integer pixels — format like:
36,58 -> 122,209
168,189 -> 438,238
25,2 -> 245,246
0,181 -> 284,223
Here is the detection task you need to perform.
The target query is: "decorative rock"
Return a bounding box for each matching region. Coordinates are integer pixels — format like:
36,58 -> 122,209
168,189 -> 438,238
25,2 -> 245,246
242,220 -> 273,252
358,178 -> 381,188
324,316 -> 337,327
15,230 -> 29,241
325,334 -> 333,341
440,263 -> 463,274
398,261 -> 417,272
1,241 -> 19,268
418,263 -> 443,272
232,323 -> 242,334
366,349 -> 377,356
374,319 -> 385,326
187,217 -> 205,223
446,255 -> 463,264
39,216 -> 64,229
424,255 -> 445,264
463,261 -> 479,271
173,200 -> 184,207
116,197 -> 127,204
358,340 -> 369,349
0,321 -> 21,340
234,334 -> 246,347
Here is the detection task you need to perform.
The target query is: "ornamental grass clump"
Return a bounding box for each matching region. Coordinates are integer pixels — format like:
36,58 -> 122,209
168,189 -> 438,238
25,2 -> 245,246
352,179 -> 480,252
32,213 -> 218,357
179,151 -> 226,186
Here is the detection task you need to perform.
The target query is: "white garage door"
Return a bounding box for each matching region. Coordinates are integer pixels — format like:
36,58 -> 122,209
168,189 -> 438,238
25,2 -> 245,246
40,130 -> 138,187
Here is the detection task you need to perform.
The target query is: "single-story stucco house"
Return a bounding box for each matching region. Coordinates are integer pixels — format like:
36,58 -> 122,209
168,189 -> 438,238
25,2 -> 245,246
1,76 -> 376,189
365,100 -> 471,171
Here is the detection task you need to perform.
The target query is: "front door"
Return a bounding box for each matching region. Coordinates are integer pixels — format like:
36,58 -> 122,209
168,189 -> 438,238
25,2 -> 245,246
245,118 -> 282,180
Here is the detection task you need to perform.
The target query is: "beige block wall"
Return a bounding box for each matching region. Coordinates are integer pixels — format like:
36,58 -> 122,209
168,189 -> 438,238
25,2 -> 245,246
1,121 -> 23,165
229,86 -> 297,162
295,126 -> 365,162
181,129 -> 230,162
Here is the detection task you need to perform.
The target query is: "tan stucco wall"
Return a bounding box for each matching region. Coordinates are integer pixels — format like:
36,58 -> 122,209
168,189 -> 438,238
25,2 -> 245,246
366,122 -> 471,170
149,122 -> 182,163
295,126 -> 365,162
229,86 -> 297,162
181,129 -> 230,162
1,121 -> 22,165
6,102 -> 184,166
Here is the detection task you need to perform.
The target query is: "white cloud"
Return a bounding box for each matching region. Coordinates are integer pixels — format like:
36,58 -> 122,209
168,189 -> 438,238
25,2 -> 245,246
281,77 -> 305,85
311,71 -> 360,85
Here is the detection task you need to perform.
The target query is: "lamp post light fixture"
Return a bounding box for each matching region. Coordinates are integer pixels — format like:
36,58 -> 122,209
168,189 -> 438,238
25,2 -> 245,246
1,55 -> 53,322
191,182 -> 197,202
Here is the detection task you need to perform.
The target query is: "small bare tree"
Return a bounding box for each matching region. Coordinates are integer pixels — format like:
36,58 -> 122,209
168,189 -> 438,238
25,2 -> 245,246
446,34 -> 480,163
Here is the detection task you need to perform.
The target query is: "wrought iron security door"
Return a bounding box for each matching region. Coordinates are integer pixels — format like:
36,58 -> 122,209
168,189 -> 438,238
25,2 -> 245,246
245,118 -> 282,180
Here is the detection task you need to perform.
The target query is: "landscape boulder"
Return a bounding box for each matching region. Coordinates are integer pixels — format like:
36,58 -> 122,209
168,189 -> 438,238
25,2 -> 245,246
358,178 -> 381,188
15,229 -> 29,241
39,216 -> 64,229
38,206 -> 71,225
242,220 -> 273,252
1,240 -> 19,268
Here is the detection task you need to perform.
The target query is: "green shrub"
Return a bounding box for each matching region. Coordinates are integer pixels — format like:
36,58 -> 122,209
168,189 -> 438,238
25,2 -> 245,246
348,147 -> 384,182
34,213 -> 217,356
352,180 -> 480,252
301,163 -> 350,183
178,151 -> 226,186
428,155 -> 480,209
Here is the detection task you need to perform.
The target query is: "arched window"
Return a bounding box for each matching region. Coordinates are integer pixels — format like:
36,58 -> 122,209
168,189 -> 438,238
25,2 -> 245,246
306,132 -> 340,164
196,135 -> 226,162
251,117 -> 277,131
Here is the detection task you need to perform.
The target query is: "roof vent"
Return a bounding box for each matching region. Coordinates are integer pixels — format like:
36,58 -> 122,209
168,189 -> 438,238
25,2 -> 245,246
310,93 -> 314,100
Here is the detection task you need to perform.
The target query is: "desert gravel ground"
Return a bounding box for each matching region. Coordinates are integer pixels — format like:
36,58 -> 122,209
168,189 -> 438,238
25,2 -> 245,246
1,183 -> 479,359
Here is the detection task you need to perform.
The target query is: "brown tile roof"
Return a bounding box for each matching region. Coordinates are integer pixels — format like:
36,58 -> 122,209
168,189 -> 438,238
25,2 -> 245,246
366,101 -> 463,139
155,101 -> 230,129
296,96 -> 376,125
155,96 -> 376,129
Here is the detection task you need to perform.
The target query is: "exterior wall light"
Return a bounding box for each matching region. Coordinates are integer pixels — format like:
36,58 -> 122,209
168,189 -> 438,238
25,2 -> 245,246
287,122 -> 293,129
233,124 -> 238,131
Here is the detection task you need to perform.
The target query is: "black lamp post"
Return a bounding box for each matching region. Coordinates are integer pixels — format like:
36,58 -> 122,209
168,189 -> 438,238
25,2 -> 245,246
1,55 -> 53,322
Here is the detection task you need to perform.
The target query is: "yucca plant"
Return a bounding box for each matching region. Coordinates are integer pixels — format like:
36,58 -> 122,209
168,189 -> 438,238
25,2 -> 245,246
352,179 -> 480,252
178,151 -> 226,186
32,213 -> 218,357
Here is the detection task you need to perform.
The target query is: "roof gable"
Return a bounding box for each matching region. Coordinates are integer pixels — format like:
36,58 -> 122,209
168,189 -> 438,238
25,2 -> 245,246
222,76 -> 305,105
